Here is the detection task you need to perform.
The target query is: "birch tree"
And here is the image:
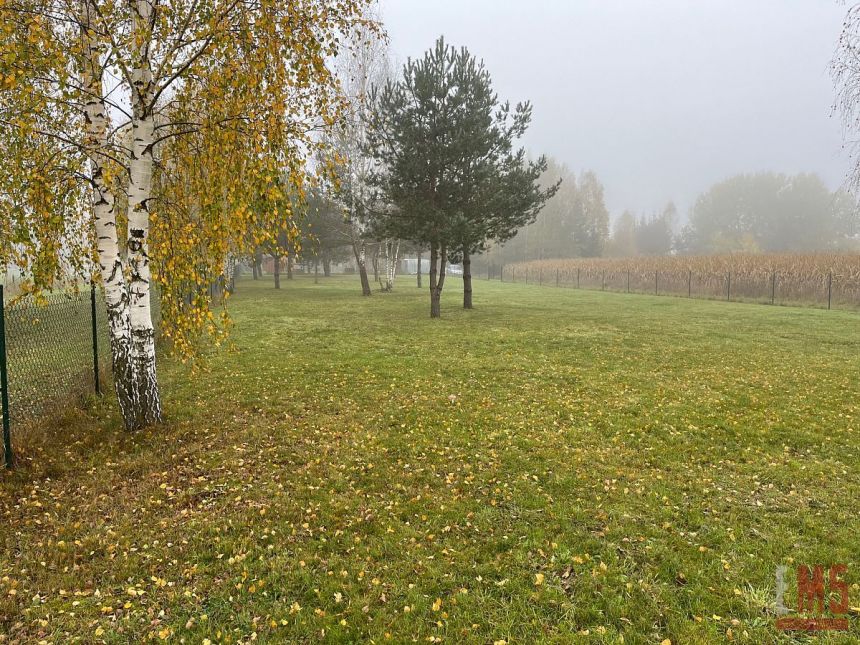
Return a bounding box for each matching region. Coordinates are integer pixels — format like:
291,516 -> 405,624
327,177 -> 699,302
1,0 -> 374,429
834,4 -> 860,196
377,238 -> 400,292
326,13 -> 389,296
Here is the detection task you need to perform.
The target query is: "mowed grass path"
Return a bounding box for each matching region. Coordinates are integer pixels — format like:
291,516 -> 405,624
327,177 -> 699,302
2,276 -> 859,644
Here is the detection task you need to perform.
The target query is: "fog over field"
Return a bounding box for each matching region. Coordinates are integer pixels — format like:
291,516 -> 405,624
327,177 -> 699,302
382,0 -> 849,217
5,1 -> 860,642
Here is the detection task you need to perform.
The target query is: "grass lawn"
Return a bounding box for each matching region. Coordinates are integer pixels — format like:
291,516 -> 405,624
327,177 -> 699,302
2,275 -> 859,644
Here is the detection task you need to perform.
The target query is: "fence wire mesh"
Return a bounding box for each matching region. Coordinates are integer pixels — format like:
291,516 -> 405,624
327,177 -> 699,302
4,289 -> 107,425
0,285 -> 161,455
497,265 -> 860,310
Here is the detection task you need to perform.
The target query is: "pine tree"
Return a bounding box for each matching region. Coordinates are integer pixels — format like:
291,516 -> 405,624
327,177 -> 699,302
366,37 -> 556,316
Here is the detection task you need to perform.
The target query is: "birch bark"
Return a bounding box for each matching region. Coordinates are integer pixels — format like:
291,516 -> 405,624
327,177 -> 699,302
80,0 -> 136,426
125,0 -> 161,427
381,239 -> 400,291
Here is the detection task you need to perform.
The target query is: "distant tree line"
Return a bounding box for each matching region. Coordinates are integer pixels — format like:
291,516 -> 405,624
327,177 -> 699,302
605,203 -> 678,258
487,160 -> 610,266
677,172 -> 857,254
488,170 -> 858,266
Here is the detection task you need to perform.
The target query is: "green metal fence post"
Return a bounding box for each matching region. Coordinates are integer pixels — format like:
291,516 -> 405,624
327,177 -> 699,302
827,272 -> 832,310
90,282 -> 101,395
0,285 -> 12,468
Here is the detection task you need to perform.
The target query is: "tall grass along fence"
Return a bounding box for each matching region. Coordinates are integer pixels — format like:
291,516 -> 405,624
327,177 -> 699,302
491,253 -> 860,310
0,284 -> 160,468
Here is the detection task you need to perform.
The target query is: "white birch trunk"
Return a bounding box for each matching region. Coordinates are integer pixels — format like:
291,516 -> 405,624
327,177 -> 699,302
125,0 -> 161,427
378,239 -> 388,290
225,255 -> 236,292
381,239 -> 399,291
353,231 -> 371,296
358,242 -> 366,270
80,0 -> 137,426
391,240 -> 400,288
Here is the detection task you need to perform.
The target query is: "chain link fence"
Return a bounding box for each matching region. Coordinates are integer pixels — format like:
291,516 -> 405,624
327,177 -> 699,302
493,265 -> 860,310
0,284 -> 161,467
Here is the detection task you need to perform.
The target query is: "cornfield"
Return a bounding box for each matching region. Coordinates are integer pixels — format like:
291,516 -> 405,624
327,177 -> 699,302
501,253 -> 860,309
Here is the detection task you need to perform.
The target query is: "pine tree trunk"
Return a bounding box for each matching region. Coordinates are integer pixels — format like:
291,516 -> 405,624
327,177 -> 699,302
252,262 -> 259,280
125,1 -> 161,429
463,250 -> 473,309
430,288 -> 441,317
416,250 -> 422,288
429,244 -> 440,318
429,244 -> 447,318
274,255 -> 281,289
286,252 -> 293,280
438,246 -> 448,302
323,258 -> 331,277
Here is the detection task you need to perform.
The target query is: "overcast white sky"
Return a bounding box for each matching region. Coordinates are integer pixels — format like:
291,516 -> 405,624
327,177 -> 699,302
380,0 -> 851,219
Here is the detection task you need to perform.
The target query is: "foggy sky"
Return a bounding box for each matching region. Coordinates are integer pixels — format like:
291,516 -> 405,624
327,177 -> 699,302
381,0 -> 851,220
